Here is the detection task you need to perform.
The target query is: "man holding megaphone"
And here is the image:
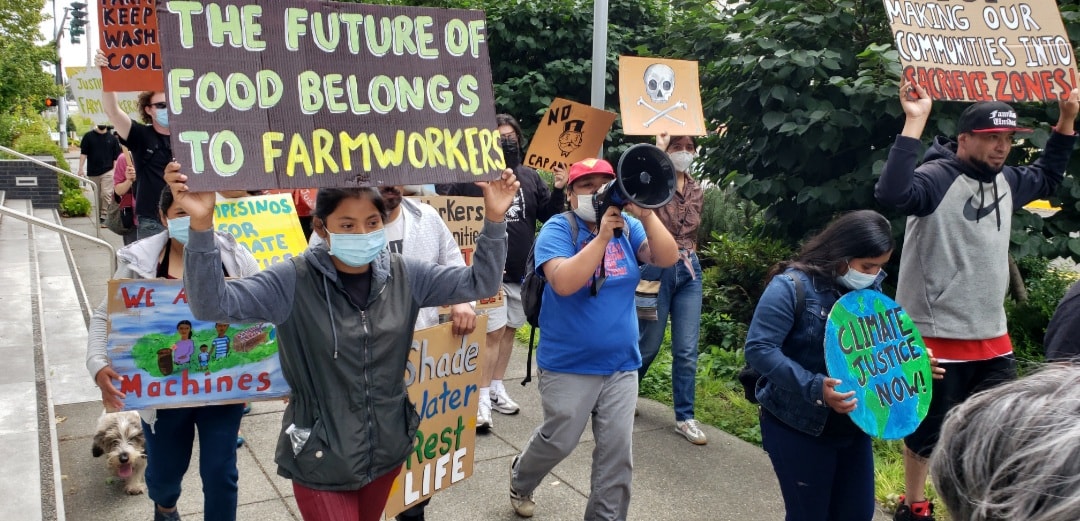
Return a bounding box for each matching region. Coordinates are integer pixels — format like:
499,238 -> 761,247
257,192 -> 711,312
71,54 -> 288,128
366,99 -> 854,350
508,150 -> 678,520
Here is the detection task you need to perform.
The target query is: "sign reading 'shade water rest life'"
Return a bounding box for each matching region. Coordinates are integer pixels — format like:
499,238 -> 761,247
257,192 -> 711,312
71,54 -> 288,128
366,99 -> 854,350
824,290 -> 933,440
883,0 -> 1076,102
155,0 -> 504,191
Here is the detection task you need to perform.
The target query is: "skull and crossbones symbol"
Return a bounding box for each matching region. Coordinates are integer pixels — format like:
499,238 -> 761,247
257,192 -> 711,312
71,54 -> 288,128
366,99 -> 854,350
639,63 -> 688,128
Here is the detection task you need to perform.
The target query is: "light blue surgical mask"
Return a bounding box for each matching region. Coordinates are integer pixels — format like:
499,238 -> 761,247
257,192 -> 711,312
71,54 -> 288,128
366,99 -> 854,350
168,216 -> 191,245
836,265 -> 878,290
328,229 -> 387,267
155,108 -> 169,128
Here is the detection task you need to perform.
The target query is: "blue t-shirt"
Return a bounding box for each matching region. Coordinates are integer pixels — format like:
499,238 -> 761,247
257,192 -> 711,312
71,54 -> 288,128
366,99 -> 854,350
534,213 -> 646,375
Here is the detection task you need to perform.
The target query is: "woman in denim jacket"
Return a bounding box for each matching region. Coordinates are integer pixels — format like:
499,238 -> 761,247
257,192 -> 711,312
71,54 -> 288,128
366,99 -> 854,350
745,210 -> 894,521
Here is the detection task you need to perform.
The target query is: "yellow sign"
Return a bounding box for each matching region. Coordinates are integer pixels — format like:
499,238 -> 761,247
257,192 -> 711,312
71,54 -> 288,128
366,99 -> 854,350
618,56 -> 707,136
214,194 -> 307,270
384,318 -> 485,518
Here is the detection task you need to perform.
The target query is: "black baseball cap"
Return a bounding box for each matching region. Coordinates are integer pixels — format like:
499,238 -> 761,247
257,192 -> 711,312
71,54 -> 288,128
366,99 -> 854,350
957,101 -> 1031,134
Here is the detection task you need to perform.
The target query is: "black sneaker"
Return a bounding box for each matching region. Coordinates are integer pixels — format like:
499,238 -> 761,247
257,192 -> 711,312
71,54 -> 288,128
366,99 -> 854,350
894,496 -> 935,521
153,507 -> 181,521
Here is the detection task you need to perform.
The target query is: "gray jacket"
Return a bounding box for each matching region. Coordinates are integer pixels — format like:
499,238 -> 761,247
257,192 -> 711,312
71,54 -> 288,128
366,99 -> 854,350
85,231 -> 259,429
182,220 -> 507,491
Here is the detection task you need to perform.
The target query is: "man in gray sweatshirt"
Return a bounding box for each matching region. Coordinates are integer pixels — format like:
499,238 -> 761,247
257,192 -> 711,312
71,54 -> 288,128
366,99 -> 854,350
875,82 -> 1080,521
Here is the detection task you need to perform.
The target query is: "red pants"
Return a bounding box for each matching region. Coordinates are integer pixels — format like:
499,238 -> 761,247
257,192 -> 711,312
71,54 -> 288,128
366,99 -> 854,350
292,468 -> 401,521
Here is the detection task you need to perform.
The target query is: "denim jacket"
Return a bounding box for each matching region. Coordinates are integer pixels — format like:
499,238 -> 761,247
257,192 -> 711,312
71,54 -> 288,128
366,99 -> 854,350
744,268 -> 884,436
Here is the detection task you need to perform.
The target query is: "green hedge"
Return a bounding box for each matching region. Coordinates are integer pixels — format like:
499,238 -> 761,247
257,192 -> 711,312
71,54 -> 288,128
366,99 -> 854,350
10,132 -> 91,217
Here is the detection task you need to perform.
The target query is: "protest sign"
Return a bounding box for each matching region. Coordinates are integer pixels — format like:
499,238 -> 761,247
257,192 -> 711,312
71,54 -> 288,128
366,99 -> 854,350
824,290 -> 932,440
384,318 -> 485,518
155,0 -> 504,191
106,279 -> 289,411
411,195 -> 502,310
883,0 -> 1076,102
214,193 -> 307,270
524,98 -> 617,172
67,66 -> 143,122
618,56 -> 706,136
99,0 -> 165,92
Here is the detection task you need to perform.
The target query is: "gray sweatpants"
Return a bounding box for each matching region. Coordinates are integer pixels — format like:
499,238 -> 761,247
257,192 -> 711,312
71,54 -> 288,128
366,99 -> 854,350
511,369 -> 637,521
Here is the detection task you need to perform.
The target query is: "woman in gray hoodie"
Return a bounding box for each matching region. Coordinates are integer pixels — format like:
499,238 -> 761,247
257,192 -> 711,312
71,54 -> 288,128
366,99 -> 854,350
167,162 -> 515,521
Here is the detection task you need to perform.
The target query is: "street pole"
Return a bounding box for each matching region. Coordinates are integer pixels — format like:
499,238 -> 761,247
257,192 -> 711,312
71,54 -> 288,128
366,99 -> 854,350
55,8 -> 71,151
590,0 -> 609,159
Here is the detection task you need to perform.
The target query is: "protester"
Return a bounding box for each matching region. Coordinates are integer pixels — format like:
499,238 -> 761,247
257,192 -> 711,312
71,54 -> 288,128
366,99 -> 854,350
508,157 -> 677,519
77,122 -> 121,224
637,131 -> 706,444
930,364 -> 1080,521
876,82 -> 1080,521
746,210 -> 936,521
437,113 -> 566,430
96,51 -> 172,240
168,162 -> 515,521
85,187 -> 259,521
111,147 -> 138,245
1043,279 -> 1080,363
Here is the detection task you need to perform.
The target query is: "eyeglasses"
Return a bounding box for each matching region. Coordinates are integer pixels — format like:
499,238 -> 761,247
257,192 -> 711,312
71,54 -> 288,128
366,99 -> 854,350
150,102 -> 167,109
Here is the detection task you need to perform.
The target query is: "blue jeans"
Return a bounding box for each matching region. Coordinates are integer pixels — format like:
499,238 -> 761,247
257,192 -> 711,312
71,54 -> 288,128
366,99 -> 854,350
137,215 -> 166,241
637,251 -> 702,422
760,411 -> 875,521
143,404 -> 245,521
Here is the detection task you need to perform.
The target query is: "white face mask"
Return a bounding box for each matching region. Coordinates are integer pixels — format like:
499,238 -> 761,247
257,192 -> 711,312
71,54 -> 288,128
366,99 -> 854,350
836,265 -> 878,290
573,194 -> 597,222
669,151 -> 694,173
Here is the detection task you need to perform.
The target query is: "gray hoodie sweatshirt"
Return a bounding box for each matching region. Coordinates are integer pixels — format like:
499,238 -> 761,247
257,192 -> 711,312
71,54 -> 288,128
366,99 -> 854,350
182,220 -> 506,491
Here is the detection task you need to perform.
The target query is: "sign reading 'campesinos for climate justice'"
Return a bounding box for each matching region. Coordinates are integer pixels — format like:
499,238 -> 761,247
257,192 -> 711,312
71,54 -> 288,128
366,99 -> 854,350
156,0 -> 505,191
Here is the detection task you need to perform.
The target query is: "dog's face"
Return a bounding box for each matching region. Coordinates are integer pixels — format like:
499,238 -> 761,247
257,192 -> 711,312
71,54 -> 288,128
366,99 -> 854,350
92,411 -> 147,481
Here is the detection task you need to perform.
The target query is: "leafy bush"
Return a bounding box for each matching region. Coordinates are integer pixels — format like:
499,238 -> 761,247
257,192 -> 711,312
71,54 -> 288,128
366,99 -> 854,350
10,131 -> 92,217
1005,256 -> 1077,370
59,194 -> 92,217
697,183 -> 763,247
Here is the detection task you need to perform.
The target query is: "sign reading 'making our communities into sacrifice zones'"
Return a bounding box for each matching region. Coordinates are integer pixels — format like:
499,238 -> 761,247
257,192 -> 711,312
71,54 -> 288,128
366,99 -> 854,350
883,0 -> 1076,102
154,0 -> 506,191
824,289 -> 933,440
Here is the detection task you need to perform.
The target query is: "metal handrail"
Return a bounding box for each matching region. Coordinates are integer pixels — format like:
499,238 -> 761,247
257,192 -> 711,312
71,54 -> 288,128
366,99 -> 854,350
0,205 -> 116,274
0,144 -> 100,238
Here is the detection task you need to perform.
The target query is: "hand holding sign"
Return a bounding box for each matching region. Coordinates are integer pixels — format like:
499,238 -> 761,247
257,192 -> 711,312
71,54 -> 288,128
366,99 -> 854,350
823,377 -> 857,414
165,161 -> 217,231
477,169 -> 519,222
1057,87 -> 1080,135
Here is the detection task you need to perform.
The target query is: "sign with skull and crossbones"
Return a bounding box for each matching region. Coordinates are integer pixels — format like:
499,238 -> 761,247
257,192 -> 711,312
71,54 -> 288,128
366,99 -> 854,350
619,56 -> 706,136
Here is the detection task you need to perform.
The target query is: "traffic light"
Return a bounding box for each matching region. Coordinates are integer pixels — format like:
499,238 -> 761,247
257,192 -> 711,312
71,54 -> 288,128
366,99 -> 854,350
69,2 -> 88,44
44,98 -> 60,109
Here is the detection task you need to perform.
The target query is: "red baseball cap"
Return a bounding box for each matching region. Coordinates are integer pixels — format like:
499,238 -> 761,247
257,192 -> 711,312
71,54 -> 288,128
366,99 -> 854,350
567,158 -> 615,186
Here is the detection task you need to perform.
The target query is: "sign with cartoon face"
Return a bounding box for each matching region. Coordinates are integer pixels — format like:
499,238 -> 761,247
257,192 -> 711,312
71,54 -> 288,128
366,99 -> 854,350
618,56 -> 707,136
824,290 -> 933,440
383,318 -> 485,518
884,0 -> 1076,102
154,0 -> 504,191
106,279 -> 290,411
524,98 -> 617,172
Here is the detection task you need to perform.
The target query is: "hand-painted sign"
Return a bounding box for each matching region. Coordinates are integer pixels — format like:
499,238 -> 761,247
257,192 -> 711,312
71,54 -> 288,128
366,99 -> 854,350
106,279 -> 289,411
618,56 -> 707,136
383,318 -> 485,518
412,195 -> 502,310
883,0 -> 1076,102
99,0 -> 165,92
525,98 -> 617,172
824,289 -> 932,440
67,66 -> 143,122
214,193 -> 307,270
155,0 -> 503,191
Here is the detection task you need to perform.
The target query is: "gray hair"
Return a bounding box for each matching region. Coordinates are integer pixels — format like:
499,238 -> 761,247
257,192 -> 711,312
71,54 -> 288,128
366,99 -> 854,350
930,364 -> 1080,521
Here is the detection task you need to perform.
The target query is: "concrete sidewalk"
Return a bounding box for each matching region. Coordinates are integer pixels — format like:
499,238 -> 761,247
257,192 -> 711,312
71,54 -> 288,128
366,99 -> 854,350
52,209 -> 889,521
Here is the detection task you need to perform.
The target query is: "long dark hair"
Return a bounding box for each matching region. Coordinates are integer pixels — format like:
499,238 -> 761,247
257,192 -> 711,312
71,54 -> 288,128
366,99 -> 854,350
312,188 -> 388,224
769,210 -> 894,279
496,113 -> 524,146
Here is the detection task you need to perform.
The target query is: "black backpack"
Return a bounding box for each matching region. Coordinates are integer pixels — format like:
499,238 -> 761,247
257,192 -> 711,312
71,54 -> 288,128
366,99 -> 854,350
738,272 -> 805,403
520,211 -> 578,385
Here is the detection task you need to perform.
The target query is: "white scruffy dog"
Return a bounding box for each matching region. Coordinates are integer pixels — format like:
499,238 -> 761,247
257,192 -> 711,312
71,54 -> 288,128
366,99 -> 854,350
92,410 -> 147,495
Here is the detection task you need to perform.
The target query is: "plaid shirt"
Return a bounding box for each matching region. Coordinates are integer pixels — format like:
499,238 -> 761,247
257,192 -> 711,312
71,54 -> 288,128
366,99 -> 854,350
654,175 -> 704,252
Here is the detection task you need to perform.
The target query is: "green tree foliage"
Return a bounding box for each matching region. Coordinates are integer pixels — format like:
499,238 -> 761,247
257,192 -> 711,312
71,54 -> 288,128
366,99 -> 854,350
0,0 -> 63,121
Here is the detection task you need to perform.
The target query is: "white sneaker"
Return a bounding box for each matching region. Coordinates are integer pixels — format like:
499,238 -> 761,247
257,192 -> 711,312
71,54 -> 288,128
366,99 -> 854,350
477,400 -> 493,431
509,455 -> 534,517
676,419 -> 707,445
490,387 -> 521,415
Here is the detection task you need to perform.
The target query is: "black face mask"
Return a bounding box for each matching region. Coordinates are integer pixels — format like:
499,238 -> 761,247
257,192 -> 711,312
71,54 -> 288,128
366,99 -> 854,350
97,125 -> 107,131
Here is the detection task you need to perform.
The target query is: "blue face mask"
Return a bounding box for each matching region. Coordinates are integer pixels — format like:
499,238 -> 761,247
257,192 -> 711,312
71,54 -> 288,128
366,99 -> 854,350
328,229 -> 387,267
836,264 -> 878,290
168,216 -> 191,245
155,108 -> 169,128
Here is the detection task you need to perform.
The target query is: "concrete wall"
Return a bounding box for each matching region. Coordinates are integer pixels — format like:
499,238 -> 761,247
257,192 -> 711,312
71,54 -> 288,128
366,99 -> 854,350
0,158 -> 61,208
